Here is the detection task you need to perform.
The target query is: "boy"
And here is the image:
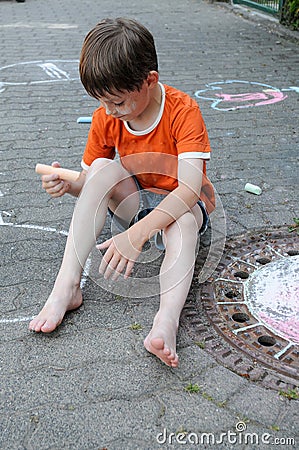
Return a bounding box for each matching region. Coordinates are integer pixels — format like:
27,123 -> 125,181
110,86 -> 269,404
29,18 -> 215,368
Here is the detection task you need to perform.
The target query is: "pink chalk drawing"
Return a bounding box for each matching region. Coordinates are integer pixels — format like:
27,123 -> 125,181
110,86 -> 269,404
259,314 -> 299,344
244,255 -> 299,344
195,80 -> 299,111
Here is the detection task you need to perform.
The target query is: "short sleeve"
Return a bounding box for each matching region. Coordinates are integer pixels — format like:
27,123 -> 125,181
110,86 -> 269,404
81,108 -> 116,171
171,104 -> 211,161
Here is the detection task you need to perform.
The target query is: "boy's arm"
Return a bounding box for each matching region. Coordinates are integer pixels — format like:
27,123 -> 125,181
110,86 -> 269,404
66,170 -> 87,197
134,157 -> 204,242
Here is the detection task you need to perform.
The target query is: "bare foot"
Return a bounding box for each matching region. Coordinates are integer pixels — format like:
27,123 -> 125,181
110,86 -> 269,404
144,316 -> 179,368
29,280 -> 82,333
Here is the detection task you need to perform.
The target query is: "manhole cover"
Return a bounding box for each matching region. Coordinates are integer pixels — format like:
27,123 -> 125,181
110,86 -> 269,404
183,229 -> 299,391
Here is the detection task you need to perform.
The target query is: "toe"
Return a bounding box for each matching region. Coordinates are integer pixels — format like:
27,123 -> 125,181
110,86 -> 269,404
144,335 -> 178,368
34,321 -> 45,333
171,354 -> 179,368
41,319 -> 57,333
29,318 -> 42,332
163,347 -> 171,356
28,320 -> 36,331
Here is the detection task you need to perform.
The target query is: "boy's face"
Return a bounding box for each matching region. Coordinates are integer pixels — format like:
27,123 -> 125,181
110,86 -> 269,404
98,80 -> 151,122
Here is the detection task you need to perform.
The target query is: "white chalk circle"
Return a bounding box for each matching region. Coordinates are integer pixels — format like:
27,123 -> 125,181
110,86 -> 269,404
244,255 -> 299,343
0,60 -> 80,94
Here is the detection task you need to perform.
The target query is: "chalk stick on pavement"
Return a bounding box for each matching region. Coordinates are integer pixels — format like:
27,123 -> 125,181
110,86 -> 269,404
244,183 -> 262,195
77,116 -> 92,124
35,164 -> 80,182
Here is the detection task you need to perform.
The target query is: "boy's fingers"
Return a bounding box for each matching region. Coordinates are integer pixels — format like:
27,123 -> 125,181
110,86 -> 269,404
43,179 -> 60,188
98,257 -> 107,275
111,259 -> 127,281
97,239 -> 112,250
46,181 -> 66,195
98,244 -> 114,275
48,182 -> 70,198
97,238 -> 136,279
41,172 -> 60,182
103,253 -> 120,279
45,180 -> 63,190
124,260 -> 134,279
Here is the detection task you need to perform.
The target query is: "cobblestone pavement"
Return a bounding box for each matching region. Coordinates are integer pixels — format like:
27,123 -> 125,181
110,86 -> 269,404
0,0 -> 298,449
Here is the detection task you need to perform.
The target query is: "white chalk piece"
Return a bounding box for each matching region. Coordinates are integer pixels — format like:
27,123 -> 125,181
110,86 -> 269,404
245,183 -> 262,195
77,116 -> 92,123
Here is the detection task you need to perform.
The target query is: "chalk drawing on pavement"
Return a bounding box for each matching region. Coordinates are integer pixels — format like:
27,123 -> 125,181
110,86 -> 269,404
216,250 -> 299,355
244,255 -> 299,345
0,60 -> 80,94
195,80 -> 299,111
0,211 -> 90,324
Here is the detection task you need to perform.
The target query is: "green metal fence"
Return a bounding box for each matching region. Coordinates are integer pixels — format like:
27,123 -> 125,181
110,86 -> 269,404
233,0 -> 284,16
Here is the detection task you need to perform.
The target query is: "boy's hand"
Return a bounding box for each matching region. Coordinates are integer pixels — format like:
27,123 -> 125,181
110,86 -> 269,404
97,227 -> 144,280
41,161 -> 71,198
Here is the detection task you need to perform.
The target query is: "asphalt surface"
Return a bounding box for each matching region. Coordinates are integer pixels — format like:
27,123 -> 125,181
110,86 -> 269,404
0,0 -> 298,449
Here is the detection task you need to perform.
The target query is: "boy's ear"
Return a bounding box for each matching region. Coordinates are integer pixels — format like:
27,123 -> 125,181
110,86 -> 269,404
146,71 -> 159,88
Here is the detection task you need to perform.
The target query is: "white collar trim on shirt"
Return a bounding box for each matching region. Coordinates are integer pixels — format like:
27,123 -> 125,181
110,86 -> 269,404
124,82 -> 165,136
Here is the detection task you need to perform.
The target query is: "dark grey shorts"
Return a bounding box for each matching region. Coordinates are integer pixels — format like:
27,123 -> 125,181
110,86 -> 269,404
108,178 -> 209,249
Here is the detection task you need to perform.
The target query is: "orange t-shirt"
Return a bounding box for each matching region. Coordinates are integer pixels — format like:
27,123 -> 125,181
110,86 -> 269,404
82,84 -> 215,213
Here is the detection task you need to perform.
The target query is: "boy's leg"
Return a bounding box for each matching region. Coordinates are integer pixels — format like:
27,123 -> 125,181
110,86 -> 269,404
144,207 -> 202,367
29,159 -> 139,333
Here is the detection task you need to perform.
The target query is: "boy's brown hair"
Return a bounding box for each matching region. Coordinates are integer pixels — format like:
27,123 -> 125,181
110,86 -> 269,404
79,18 -> 158,99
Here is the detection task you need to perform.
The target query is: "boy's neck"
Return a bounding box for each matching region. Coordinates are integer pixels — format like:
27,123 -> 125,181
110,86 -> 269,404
127,83 -> 162,132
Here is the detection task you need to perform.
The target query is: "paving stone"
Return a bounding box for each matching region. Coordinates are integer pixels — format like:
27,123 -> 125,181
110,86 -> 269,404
0,0 -> 298,449
197,364 -> 250,404
227,384 -> 287,427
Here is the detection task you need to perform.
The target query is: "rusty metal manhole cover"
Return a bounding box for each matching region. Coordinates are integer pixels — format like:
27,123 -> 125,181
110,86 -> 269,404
183,228 -> 299,391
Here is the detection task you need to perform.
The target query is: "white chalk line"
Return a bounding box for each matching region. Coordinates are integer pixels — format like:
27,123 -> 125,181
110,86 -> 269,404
0,218 -> 91,284
0,214 -> 91,325
0,216 -> 69,236
0,23 -> 78,30
0,316 -> 35,324
0,216 -> 66,326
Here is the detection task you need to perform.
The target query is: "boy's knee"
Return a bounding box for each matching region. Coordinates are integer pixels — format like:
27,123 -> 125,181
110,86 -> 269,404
86,158 -> 120,183
165,212 -> 198,245
178,213 -> 199,246
89,158 -> 114,174
177,212 -> 199,234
